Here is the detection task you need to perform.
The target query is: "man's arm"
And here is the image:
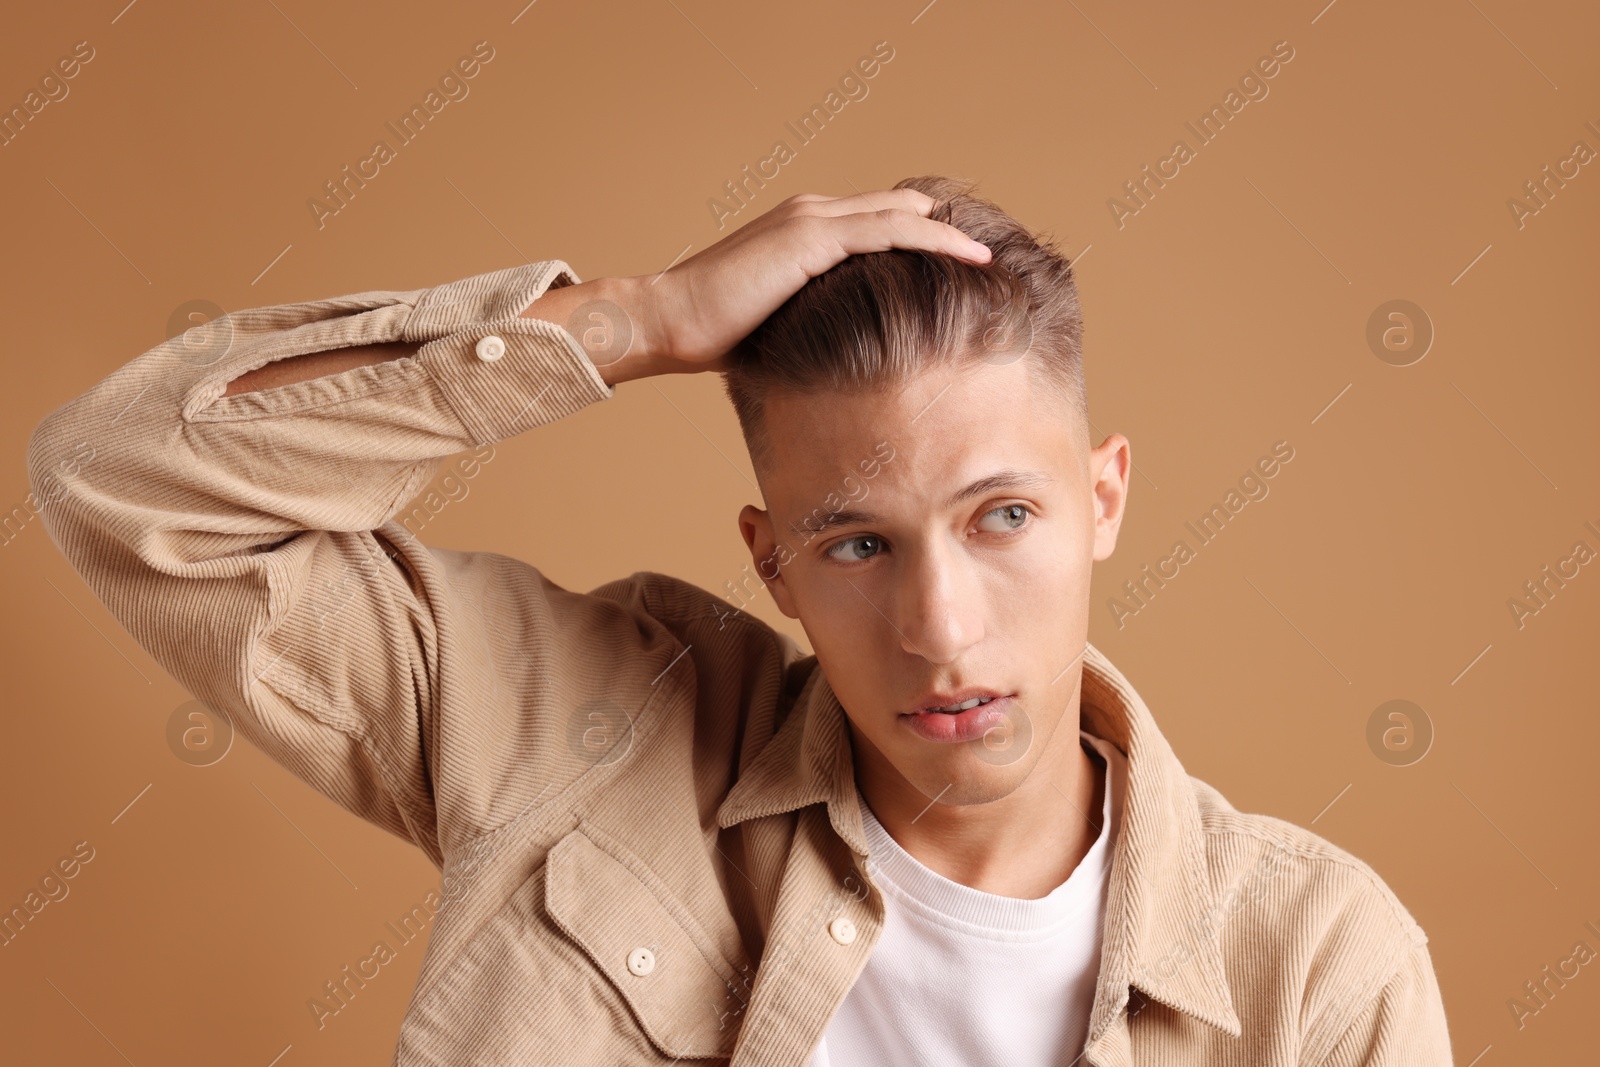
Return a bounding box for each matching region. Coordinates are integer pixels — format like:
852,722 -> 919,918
27,260 -> 627,864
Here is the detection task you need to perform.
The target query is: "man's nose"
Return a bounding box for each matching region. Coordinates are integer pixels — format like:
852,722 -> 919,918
895,541 -> 984,666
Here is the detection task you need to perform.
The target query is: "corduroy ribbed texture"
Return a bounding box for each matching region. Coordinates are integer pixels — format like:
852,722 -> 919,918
26,261 -> 1452,1065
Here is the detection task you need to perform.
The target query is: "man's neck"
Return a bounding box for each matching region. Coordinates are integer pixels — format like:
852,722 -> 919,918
854,712 -> 1106,900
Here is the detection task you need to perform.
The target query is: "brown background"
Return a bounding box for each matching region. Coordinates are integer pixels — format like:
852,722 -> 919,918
2,0 -> 1595,1062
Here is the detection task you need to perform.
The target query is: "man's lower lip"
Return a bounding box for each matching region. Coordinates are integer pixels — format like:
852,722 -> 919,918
900,695 -> 1014,743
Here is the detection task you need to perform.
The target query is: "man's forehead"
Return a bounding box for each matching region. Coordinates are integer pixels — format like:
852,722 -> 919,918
757,358 -> 1079,521
761,363 -> 991,464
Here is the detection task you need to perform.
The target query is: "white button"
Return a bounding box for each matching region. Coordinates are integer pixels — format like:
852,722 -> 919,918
475,334 -> 507,362
829,917 -> 857,945
626,946 -> 655,976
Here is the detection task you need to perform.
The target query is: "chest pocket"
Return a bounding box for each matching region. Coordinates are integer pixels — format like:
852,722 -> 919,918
545,828 -> 746,1060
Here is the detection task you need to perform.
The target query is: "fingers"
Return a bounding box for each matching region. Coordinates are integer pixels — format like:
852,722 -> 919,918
781,188 -> 990,263
825,204 -> 992,263
783,188 -> 934,218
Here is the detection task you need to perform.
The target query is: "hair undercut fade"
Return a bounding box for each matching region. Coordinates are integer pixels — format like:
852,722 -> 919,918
721,173 -> 1088,479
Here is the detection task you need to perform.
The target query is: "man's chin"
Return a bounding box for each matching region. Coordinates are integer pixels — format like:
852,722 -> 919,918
897,751 -> 1038,808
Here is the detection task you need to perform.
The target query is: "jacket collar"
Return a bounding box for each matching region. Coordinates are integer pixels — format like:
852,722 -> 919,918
715,640 -> 1242,1040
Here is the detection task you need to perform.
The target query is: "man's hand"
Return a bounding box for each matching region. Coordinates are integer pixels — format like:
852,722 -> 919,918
521,188 -> 993,386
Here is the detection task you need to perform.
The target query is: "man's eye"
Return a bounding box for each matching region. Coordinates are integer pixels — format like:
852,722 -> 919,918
976,504 -> 1032,532
824,507 -> 1033,563
825,534 -> 882,563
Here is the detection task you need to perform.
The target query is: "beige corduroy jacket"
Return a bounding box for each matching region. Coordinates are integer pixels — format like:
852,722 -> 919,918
26,260 -> 1452,1066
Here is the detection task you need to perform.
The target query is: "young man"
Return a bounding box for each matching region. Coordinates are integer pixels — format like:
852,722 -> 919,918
28,176 -> 1450,1065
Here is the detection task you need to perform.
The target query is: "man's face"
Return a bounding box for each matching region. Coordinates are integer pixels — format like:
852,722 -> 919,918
739,355 -> 1130,808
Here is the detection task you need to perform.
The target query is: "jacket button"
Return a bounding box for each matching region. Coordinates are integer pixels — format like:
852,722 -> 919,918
829,917 -> 857,945
626,946 -> 656,976
475,334 -> 507,362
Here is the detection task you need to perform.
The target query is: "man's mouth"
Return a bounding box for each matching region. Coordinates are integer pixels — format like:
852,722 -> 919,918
901,693 -> 1014,743
908,688 -> 1007,715
927,696 -> 997,713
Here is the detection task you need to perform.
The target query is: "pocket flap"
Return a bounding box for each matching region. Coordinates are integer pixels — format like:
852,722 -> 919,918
545,828 -> 743,1059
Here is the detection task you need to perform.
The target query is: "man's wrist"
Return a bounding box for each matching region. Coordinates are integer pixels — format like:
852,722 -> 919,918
519,274 -> 662,387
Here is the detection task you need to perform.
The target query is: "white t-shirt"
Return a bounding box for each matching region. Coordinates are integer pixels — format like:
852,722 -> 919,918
806,731 -> 1125,1067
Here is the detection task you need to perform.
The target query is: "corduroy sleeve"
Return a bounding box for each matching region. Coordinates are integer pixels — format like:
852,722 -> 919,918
24,261 -> 627,868
1313,939 -> 1453,1066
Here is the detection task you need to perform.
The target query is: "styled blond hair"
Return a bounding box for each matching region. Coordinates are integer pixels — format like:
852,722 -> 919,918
722,174 -> 1087,477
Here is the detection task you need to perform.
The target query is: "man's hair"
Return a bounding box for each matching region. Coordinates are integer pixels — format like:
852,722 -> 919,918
722,174 -> 1087,477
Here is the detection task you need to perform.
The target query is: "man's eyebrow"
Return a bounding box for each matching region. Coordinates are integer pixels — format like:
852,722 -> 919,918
784,468 -> 1055,539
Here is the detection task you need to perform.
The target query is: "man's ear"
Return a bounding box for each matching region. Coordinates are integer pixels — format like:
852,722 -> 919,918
1090,433 -> 1132,563
738,504 -> 800,619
